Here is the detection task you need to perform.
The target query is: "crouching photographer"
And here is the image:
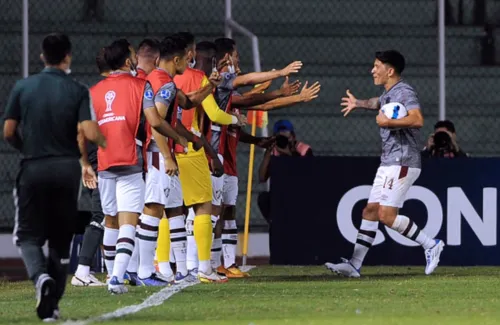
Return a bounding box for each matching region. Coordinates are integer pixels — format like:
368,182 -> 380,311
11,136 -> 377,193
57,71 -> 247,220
422,120 -> 469,158
257,120 -> 312,224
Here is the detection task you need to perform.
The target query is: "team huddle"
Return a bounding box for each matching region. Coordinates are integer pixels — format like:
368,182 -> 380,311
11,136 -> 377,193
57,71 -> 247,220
71,32 -> 321,293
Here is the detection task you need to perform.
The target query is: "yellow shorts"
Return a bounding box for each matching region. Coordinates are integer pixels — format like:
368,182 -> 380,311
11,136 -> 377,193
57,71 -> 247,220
176,151 -> 212,206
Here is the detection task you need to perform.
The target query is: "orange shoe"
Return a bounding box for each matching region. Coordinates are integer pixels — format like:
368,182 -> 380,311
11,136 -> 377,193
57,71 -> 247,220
218,264 -> 248,278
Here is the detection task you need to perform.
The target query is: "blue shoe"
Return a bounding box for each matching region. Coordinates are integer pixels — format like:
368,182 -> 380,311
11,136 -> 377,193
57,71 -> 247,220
188,268 -> 198,277
126,272 -> 139,286
138,272 -> 174,287
122,272 -> 131,285
108,276 -> 128,294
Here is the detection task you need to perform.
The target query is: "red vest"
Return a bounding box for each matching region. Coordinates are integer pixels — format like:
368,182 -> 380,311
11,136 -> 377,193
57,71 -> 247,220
221,96 -> 239,176
90,73 -> 146,171
147,69 -> 179,152
136,68 -> 148,80
173,67 -> 205,153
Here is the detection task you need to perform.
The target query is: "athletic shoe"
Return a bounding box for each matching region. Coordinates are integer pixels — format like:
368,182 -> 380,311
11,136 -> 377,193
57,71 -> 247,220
125,272 -> 139,286
35,274 -> 57,321
325,258 -> 361,278
108,276 -> 128,294
71,274 -> 106,287
198,269 -> 228,283
137,272 -> 174,287
425,239 -> 445,275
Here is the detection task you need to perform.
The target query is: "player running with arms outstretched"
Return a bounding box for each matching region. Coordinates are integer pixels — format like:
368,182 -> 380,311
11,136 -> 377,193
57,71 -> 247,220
325,50 -> 444,278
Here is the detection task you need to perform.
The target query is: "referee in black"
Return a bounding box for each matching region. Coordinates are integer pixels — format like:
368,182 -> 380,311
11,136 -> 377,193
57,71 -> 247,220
2,33 -> 106,322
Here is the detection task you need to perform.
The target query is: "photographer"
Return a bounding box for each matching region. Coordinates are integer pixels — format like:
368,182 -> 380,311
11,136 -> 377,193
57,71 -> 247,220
257,120 -> 312,224
422,120 -> 469,158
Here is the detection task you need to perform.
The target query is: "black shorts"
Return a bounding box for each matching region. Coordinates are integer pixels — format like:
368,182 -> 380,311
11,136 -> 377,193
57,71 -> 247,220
14,157 -> 81,247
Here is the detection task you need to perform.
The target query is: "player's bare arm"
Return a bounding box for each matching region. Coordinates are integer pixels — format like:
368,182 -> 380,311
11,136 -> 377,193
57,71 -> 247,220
239,130 -> 275,148
232,61 -> 303,88
258,146 -> 273,183
376,108 -> 424,129
248,81 -> 320,111
232,77 -> 301,108
245,80 -> 272,95
178,73 -> 222,110
77,125 -> 97,189
79,120 -> 107,148
341,89 -> 380,117
174,122 -> 204,151
3,120 -> 23,151
144,104 -> 187,148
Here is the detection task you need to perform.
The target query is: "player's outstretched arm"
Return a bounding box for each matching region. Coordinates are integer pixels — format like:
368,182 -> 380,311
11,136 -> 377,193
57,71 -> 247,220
232,77 -> 301,108
376,108 -> 424,129
246,81 -> 320,111
232,61 -> 303,88
341,89 -> 380,117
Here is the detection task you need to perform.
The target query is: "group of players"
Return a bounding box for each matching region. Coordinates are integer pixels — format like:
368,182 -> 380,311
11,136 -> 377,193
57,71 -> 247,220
71,32 -> 321,294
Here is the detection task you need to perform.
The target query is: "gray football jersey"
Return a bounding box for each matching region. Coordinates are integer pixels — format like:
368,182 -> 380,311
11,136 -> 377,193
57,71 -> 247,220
378,80 -> 422,169
211,72 -> 237,153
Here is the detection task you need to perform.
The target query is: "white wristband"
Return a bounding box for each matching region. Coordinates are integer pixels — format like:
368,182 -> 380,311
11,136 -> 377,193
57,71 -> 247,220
231,115 -> 238,125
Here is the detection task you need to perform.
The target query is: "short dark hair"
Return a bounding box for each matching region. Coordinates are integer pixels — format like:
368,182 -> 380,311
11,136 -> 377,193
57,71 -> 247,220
196,41 -> 216,56
137,38 -> 160,59
375,50 -> 405,75
174,32 -> 195,47
42,33 -> 72,65
434,120 -> 456,133
215,38 -> 236,61
104,39 -> 131,70
159,36 -> 187,60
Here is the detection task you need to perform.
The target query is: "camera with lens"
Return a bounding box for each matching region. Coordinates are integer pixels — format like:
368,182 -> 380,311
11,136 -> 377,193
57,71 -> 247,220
431,131 -> 455,157
275,135 -> 289,149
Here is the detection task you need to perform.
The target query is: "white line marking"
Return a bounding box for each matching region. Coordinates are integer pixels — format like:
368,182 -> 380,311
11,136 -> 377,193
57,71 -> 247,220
62,281 -> 199,325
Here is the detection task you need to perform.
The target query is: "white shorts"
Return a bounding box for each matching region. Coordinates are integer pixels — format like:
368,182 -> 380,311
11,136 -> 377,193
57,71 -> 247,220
98,173 -> 145,216
144,152 -> 183,208
222,174 -> 238,206
164,173 -> 183,208
211,154 -> 224,206
368,165 -> 421,208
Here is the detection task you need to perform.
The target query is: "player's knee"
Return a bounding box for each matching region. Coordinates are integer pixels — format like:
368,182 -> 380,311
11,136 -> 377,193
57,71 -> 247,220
377,206 -> 398,227
104,215 -> 118,229
362,204 -> 379,221
143,203 -> 163,217
165,206 -> 184,218
222,205 -> 236,220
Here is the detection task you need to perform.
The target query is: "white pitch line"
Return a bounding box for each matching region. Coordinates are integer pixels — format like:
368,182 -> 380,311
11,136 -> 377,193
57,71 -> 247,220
62,281 -> 199,325
240,265 -> 256,273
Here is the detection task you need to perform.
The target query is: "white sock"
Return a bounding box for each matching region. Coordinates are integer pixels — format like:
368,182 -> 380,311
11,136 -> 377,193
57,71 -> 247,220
126,225 -> 140,273
169,215 -> 187,276
112,224 -> 136,283
75,264 -> 90,278
211,238 -> 222,269
103,227 -> 119,277
170,246 -> 175,263
186,209 -> 198,271
350,219 -> 378,270
392,215 -> 435,250
137,214 -> 160,279
222,220 -> 237,269
199,260 -> 211,274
